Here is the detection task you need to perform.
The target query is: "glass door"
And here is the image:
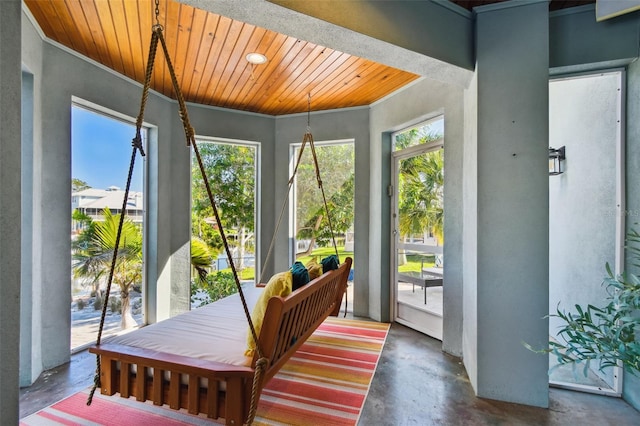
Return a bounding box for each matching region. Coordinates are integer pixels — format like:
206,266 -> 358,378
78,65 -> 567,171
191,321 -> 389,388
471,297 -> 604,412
391,118 -> 444,339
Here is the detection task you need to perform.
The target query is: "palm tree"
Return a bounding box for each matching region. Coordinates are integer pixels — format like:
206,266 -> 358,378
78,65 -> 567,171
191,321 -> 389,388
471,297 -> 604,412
73,208 -> 142,330
72,210 -> 101,296
398,149 -> 444,244
191,236 -> 213,284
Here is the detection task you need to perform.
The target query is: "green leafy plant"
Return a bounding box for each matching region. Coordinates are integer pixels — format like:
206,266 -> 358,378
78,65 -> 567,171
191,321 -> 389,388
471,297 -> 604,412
72,208 -> 142,330
530,230 -> 640,376
190,236 -> 213,284
294,144 -> 355,257
191,271 -> 239,307
191,143 -> 255,269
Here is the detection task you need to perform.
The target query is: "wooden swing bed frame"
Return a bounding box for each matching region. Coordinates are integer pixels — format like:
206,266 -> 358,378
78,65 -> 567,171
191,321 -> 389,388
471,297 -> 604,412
90,257 -> 351,425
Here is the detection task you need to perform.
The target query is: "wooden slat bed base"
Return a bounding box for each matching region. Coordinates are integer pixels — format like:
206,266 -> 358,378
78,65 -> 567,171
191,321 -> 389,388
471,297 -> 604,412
89,257 -> 352,425
91,343 -> 254,422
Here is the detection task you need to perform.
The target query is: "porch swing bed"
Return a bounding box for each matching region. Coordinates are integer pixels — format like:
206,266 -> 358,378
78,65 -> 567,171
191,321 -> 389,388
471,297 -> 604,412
89,257 -> 351,425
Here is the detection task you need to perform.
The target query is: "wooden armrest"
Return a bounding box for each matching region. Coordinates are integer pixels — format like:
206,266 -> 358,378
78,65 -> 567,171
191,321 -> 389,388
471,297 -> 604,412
255,283 -> 266,288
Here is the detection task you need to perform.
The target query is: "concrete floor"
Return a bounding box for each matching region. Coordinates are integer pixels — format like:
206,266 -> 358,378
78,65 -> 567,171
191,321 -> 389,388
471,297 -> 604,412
360,323 -> 640,425
19,297 -> 640,425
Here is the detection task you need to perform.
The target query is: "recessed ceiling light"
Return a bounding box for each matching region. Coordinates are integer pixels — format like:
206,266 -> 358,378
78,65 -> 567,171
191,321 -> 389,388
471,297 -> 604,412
245,53 -> 268,65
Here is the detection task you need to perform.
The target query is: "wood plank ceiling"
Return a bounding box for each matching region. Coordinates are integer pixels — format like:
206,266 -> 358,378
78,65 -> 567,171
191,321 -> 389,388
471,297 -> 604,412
24,0 -> 420,116
24,0 -> 593,115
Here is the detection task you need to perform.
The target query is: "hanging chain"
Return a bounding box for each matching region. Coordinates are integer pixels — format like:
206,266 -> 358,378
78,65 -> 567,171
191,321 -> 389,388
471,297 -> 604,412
154,0 -> 160,28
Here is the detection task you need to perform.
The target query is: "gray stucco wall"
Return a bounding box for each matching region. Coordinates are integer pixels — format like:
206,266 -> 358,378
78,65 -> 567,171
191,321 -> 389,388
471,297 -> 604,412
550,5 -> 640,71
473,1 -> 550,407
20,11 -> 44,388
0,1 -> 22,423
20,71 -> 36,387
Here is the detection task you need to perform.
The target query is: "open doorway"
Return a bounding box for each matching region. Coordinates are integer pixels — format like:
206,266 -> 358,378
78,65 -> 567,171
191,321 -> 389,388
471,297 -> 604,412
549,71 -> 624,395
391,117 -> 444,339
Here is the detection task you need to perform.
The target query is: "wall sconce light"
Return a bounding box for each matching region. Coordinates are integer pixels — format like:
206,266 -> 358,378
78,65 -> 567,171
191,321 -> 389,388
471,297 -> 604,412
548,146 -> 566,176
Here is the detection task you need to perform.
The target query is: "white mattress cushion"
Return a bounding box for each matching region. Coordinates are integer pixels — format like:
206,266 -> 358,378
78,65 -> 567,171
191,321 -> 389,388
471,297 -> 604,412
106,285 -> 263,367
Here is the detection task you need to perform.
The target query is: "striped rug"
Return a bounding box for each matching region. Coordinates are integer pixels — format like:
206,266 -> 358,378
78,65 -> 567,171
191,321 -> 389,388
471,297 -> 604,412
20,317 -> 389,426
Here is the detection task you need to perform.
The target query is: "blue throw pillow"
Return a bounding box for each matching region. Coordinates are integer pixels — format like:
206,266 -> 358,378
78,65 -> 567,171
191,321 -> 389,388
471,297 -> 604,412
290,261 -> 310,291
321,255 -> 339,273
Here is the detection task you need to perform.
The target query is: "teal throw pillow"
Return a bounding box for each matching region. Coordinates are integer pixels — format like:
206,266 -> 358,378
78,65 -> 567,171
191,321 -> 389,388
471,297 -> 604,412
321,255 -> 339,273
291,261 -> 310,291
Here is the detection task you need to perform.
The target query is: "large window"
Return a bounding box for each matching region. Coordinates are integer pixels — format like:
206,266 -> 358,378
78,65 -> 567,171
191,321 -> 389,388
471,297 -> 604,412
190,138 -> 259,308
70,103 -> 146,352
291,140 -> 354,277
